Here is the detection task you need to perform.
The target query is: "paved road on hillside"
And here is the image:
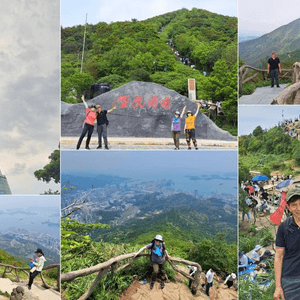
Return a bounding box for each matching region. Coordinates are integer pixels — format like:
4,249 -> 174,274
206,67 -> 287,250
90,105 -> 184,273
239,84 -> 287,105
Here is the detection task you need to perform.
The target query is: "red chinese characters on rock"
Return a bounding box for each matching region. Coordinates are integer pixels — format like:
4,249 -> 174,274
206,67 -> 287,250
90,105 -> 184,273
118,96 -> 129,108
131,96 -> 145,109
159,97 -> 171,110
148,96 -> 158,109
113,95 -> 172,110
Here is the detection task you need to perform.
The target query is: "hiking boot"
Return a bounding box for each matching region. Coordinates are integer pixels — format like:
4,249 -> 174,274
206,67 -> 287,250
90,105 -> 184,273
160,281 -> 165,289
97,145 -> 102,149
150,281 -> 154,289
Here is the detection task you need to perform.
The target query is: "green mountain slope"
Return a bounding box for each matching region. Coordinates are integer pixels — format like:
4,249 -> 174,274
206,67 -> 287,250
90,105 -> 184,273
239,18 -> 300,67
0,247 -> 26,267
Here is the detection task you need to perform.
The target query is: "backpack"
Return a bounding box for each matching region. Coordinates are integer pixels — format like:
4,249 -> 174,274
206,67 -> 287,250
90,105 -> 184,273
150,240 -> 166,263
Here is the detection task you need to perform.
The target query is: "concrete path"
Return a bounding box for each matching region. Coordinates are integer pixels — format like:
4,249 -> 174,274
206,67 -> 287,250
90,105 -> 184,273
0,279 -> 60,300
239,84 -> 287,105
61,137 -> 237,151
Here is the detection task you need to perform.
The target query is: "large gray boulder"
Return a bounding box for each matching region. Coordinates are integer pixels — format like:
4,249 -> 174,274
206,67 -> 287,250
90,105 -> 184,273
61,81 -> 235,141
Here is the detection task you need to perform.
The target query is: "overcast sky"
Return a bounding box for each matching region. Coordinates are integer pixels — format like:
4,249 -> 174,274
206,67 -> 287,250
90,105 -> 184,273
61,0 -> 237,28
0,0 -> 60,194
239,0 -> 300,37
239,106 -> 300,136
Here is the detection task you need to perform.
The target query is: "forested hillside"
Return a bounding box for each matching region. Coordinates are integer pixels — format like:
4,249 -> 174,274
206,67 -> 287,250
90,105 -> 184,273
61,8 -> 237,131
239,124 -> 300,182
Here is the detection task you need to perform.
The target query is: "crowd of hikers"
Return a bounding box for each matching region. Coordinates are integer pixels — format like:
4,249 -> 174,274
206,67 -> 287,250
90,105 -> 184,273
239,187 -> 300,300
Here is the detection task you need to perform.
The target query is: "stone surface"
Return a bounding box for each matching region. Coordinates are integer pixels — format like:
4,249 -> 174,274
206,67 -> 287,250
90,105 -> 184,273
61,81 -> 235,141
272,82 -> 300,104
239,84 -> 287,105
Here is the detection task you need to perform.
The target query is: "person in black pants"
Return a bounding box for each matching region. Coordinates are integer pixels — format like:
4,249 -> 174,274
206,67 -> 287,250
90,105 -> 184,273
96,104 -> 117,150
267,52 -> 282,88
76,95 -> 97,150
27,249 -> 46,290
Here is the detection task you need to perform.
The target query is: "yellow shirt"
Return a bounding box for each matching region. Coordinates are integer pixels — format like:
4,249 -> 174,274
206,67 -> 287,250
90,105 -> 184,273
185,116 -> 196,129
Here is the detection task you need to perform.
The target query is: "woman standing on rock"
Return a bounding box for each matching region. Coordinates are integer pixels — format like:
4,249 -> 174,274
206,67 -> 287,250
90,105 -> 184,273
171,106 -> 186,150
76,95 -> 97,150
27,248 -> 46,290
184,103 -> 200,150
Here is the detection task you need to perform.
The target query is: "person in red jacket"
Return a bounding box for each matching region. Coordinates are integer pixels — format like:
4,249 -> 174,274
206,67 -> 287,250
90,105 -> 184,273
76,95 -> 97,150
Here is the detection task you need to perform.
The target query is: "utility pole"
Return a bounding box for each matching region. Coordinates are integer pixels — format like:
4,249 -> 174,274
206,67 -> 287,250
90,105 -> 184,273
80,13 -> 88,73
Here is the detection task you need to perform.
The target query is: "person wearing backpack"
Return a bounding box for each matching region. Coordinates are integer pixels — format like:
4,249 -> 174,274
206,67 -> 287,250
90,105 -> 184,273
274,189 -> 300,300
171,106 -> 186,150
96,104 -> 117,150
134,234 -> 169,290
76,95 -> 97,150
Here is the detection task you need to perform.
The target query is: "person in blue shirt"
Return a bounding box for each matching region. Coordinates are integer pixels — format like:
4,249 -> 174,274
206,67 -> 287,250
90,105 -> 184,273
134,234 -> 169,290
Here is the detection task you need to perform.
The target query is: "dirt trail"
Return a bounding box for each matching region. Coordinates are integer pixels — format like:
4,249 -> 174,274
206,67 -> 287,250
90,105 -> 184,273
120,280 -> 237,300
0,278 -> 60,300
120,267 -> 237,300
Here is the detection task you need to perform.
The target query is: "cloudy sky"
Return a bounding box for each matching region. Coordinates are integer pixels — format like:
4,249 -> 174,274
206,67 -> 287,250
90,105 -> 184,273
61,0 -> 237,27
239,0 -> 300,37
239,106 -> 300,136
0,0 -> 60,194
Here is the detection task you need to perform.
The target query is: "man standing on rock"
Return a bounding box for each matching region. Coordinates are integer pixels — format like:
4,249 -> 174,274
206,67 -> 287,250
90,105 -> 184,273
274,189 -> 300,300
96,104 -> 117,150
267,52 -> 282,88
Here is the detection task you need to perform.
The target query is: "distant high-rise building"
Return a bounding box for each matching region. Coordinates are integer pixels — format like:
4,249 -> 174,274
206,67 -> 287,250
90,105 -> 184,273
0,169 -> 12,194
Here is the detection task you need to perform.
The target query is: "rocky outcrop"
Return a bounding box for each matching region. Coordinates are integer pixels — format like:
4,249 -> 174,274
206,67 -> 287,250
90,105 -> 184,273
272,82 -> 300,104
61,81 -> 235,141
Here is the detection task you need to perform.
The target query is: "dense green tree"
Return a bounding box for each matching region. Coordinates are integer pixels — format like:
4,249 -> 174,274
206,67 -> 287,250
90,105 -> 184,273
34,148 -> 60,184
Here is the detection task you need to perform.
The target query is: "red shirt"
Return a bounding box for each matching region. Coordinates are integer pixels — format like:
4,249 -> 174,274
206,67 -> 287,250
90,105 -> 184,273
85,108 -> 97,126
247,185 -> 254,194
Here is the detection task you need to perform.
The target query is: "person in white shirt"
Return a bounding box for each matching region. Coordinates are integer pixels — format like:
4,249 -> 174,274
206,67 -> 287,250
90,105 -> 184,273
205,267 -> 217,296
250,245 -> 263,263
27,248 -> 46,290
224,273 -> 236,288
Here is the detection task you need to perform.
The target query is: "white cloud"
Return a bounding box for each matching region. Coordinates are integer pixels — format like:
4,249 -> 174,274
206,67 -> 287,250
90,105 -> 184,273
0,0 -> 60,194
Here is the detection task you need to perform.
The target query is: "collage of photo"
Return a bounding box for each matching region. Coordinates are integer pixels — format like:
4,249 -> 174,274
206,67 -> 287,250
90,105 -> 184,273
0,0 -> 299,299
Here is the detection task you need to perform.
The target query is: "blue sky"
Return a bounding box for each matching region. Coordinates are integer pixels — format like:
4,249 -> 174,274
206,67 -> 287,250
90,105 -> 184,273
239,0 -> 300,37
62,150 -> 237,176
239,106 -> 300,136
61,0 -> 237,27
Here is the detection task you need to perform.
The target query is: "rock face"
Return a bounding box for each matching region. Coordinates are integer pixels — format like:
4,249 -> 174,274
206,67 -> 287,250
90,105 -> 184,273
61,81 -> 235,141
0,169 -> 12,194
272,82 -> 300,104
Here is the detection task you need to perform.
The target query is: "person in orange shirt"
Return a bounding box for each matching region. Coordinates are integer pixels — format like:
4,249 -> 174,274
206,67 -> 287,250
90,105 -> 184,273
76,95 -> 97,150
184,103 -> 200,150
